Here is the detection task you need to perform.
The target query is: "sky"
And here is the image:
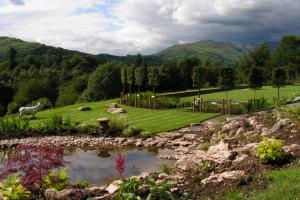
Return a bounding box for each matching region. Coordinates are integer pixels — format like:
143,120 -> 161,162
0,0 -> 299,55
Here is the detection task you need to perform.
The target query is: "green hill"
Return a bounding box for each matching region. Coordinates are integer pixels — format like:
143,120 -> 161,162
154,40 -> 255,64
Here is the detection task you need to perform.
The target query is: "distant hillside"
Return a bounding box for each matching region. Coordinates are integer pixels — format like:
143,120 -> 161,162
154,40 -> 255,64
0,37 -> 260,66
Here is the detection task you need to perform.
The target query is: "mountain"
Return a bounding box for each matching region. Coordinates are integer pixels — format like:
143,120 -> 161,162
0,37 -> 256,66
154,40 -> 255,64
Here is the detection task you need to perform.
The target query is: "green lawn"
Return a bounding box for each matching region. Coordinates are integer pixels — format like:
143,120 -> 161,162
30,100 -> 217,133
218,162 -> 300,200
181,85 -> 300,103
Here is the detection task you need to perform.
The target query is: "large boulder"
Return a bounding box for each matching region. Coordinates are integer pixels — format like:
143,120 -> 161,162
267,118 -> 291,135
105,180 -> 123,194
201,170 -> 246,185
106,103 -> 119,109
107,108 -> 126,114
78,106 -> 92,111
205,141 -> 237,163
283,144 -> 300,155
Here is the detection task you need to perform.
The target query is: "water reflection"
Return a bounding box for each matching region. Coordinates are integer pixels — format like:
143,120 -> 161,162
0,147 -> 176,185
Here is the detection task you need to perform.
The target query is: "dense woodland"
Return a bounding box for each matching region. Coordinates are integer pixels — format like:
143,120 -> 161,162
0,35 -> 299,116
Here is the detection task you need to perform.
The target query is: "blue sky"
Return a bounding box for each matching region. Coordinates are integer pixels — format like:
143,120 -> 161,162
0,0 -> 299,55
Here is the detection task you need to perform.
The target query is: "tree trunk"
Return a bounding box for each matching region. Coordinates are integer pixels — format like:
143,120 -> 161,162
198,85 -> 201,98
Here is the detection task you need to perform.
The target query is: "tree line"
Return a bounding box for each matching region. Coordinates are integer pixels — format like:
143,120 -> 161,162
0,35 -> 299,116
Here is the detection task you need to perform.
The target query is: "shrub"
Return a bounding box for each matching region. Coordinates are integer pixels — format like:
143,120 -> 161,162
140,131 -> 153,138
0,145 -> 66,191
245,97 -> 269,112
257,138 -> 285,163
41,115 -> 75,134
0,174 -> 31,200
42,168 -> 69,191
109,114 -> 128,132
199,142 -> 211,151
197,161 -> 210,171
161,165 -> 174,175
0,117 -> 31,137
122,126 -> 142,137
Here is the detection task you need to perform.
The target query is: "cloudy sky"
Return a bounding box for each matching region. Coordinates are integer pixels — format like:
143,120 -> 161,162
0,0 -> 299,55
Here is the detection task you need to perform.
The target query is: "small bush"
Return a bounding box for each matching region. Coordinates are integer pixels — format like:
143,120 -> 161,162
42,168 -> 69,191
0,117 -> 31,137
161,165 -> 174,175
41,115 -> 75,134
140,131 -> 153,138
257,138 -> 285,163
197,161 -> 210,171
122,126 -> 142,137
109,114 -> 128,132
192,175 -> 203,183
0,174 -> 31,200
199,142 -> 211,151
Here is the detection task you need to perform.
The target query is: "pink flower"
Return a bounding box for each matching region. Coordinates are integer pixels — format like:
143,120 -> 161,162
115,154 -> 125,177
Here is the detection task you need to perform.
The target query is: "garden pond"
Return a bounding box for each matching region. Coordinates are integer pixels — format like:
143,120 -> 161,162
0,146 -> 176,185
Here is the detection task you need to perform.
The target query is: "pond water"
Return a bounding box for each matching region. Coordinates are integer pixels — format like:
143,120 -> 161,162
0,147 -> 176,185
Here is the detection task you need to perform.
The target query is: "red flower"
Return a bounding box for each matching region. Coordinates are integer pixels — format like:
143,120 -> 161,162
115,154 -> 125,177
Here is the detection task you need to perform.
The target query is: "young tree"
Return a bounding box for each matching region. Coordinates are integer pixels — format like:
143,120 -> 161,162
126,66 -> 134,94
135,67 -> 144,94
248,66 -> 264,99
120,67 -> 127,94
192,66 -> 206,98
273,67 -> 287,100
178,57 -> 199,89
219,67 -> 235,100
148,67 -> 160,94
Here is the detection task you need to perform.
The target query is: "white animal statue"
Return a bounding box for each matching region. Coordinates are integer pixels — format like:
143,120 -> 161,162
19,102 -> 42,118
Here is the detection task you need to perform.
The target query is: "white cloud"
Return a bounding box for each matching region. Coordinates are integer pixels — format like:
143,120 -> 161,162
0,0 -> 299,55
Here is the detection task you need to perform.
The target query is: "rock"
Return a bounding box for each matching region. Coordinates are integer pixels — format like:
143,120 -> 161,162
44,188 -> 88,200
106,103 -> 119,109
183,134 -> 197,141
268,118 -> 291,135
158,173 -> 169,179
175,158 -> 194,171
105,180 -> 123,194
235,127 -> 245,136
107,108 -> 126,114
237,143 -> 258,156
159,132 -> 182,140
135,139 -> 143,147
206,141 -> 238,163
283,144 -> 300,155
201,170 -> 246,185
78,106 -> 92,111
88,194 -> 110,200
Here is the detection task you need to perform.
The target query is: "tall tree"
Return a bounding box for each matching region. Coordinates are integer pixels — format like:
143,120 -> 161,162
120,67 -> 127,94
219,67 -> 235,100
179,57 -> 199,89
192,66 -> 206,98
126,66 -> 134,94
248,66 -> 264,99
135,67 -> 144,94
273,67 -> 287,100
148,67 -> 160,94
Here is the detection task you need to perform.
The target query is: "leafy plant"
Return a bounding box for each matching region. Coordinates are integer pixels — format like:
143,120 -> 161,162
123,126 -> 142,137
0,174 -> 31,200
199,142 -> 211,151
110,114 -> 128,132
257,138 -> 285,163
0,117 -> 31,137
197,161 -> 210,171
42,168 -> 69,191
0,145 -> 66,191
161,165 -> 174,175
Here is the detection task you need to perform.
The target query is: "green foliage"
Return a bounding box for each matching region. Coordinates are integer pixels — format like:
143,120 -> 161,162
74,181 -> 90,189
42,168 -> 69,191
0,117 -> 30,137
148,67 -> 160,93
197,161 -> 210,171
134,67 -> 145,93
245,97 -> 269,112
82,61 -> 122,101
161,165 -> 174,175
248,66 -> 264,91
273,67 -> 287,99
192,66 -> 207,98
199,142 -> 211,151
192,175 -> 203,183
257,138 -> 285,164
115,178 -> 177,200
41,115 -> 75,134
0,174 -> 31,200
219,67 -> 235,92
109,114 -> 128,132
126,66 -> 135,93
123,126 -> 142,137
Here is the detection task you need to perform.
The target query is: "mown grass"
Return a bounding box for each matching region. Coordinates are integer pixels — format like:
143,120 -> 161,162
217,162 -> 300,200
181,85 -> 300,103
27,99 -> 217,133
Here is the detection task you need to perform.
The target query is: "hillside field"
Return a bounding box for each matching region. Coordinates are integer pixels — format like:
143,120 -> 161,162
29,100 -> 217,133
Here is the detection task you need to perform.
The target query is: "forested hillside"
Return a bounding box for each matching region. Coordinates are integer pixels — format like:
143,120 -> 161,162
0,35 -> 298,116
